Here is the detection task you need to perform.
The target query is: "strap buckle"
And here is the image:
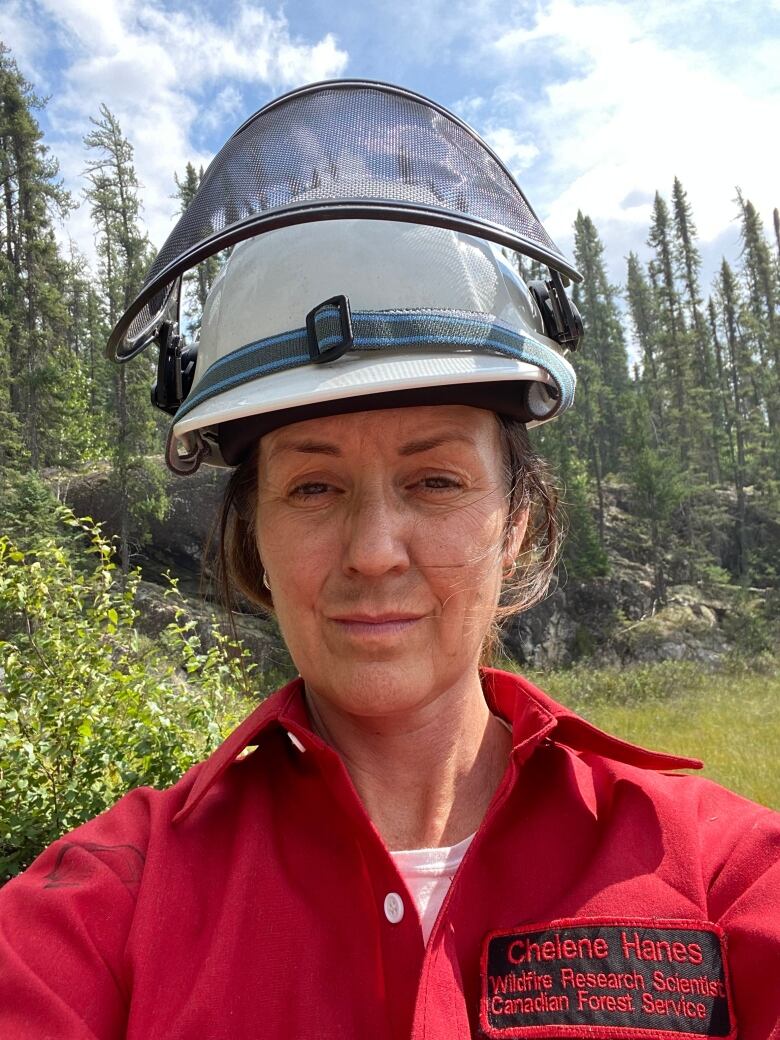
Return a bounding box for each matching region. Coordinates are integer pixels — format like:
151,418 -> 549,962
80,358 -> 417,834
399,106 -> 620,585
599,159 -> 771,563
306,295 -> 354,364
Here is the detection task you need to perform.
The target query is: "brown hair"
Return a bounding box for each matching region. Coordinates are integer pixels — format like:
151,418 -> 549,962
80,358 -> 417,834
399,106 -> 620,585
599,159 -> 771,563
488,414 -> 564,661
211,414 -> 564,664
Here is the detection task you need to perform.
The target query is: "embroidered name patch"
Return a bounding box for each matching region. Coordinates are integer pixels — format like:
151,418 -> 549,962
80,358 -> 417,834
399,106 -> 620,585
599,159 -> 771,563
480,918 -> 735,1039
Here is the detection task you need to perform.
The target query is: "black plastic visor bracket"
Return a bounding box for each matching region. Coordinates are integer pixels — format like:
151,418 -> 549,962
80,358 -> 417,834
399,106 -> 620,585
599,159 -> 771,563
306,295 -> 354,363
528,272 -> 583,352
151,321 -> 198,415
547,269 -> 583,351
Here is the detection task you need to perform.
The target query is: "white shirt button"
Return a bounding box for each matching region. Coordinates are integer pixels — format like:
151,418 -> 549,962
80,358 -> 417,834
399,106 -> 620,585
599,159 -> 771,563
286,731 -> 306,752
384,892 -> 404,924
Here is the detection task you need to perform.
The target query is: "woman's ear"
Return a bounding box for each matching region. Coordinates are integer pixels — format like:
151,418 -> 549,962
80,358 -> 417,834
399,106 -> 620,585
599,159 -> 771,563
502,507 -> 530,574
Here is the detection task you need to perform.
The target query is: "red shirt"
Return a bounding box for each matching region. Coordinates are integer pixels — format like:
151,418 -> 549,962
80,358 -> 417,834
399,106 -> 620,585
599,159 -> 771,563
0,670 -> 778,1039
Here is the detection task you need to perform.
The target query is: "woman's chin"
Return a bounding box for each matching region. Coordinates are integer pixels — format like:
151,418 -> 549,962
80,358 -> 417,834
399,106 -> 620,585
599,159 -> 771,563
300,653 -> 475,722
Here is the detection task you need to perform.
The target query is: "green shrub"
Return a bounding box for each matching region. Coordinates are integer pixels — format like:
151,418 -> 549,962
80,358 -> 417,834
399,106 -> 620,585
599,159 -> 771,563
0,513 -> 255,882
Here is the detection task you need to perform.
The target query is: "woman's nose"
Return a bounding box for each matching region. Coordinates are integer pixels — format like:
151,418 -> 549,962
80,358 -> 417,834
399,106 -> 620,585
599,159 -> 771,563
341,489 -> 411,578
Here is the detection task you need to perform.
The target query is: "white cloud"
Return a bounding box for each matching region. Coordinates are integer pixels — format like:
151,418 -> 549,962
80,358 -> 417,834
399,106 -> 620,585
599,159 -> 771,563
0,0 -> 50,86
3,0 -> 349,264
453,90 -> 540,181
481,0 -> 780,286
201,86 -> 245,134
135,4 -> 347,88
481,127 -> 539,176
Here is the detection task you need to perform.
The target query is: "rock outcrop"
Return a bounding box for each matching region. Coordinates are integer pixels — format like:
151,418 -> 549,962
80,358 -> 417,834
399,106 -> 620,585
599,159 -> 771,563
502,577 -> 737,669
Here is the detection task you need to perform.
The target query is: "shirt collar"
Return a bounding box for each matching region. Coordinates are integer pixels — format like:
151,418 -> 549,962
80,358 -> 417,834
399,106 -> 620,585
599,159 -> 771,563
174,669 -> 701,824
481,667 -> 702,773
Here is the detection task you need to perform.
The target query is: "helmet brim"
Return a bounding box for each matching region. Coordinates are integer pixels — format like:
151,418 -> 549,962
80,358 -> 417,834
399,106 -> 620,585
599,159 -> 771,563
172,351 -> 562,467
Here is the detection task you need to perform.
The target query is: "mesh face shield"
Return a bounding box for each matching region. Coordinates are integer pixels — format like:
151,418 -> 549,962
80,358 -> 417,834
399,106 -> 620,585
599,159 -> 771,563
106,79 -> 581,362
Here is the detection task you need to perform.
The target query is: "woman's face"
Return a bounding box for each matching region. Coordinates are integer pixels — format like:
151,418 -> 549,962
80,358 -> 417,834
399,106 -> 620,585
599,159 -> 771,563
254,405 -> 525,718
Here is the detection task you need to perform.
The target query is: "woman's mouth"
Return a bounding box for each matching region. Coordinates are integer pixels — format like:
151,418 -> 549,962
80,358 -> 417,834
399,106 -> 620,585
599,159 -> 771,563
328,614 -> 427,637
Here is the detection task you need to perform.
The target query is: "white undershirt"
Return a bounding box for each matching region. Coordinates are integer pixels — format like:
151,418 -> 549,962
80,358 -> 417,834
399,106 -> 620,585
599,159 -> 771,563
387,715 -> 511,944
390,832 -> 475,944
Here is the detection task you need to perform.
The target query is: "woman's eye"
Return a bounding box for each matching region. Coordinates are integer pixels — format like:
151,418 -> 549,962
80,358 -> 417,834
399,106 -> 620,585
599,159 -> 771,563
414,476 -> 464,492
290,482 -> 331,498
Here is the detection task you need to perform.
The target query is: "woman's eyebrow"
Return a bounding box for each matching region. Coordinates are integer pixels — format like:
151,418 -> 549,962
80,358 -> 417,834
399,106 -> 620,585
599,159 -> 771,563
268,432 -> 476,460
268,439 -> 342,459
398,433 -> 475,456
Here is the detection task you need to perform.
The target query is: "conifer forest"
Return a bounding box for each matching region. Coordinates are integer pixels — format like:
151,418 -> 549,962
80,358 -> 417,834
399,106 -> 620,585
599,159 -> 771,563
2,43 -> 779,595
2,42 -> 780,876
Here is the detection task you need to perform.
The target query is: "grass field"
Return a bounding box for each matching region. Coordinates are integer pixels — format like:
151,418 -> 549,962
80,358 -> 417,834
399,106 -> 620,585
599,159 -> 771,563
516,657 -> 780,810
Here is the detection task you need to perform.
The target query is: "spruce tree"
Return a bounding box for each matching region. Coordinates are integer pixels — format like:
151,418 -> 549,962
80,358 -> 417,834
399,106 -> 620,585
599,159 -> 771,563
737,192 -> 779,354
713,260 -> 752,578
735,191 -> 780,438
572,212 -> 630,471
570,212 -> 631,540
626,252 -> 663,431
671,178 -> 723,481
60,245 -> 112,458
647,191 -> 693,466
0,44 -> 86,469
84,104 -> 166,573
0,308 -> 24,469
622,393 -> 685,603
531,422 -> 608,580
707,295 -> 737,488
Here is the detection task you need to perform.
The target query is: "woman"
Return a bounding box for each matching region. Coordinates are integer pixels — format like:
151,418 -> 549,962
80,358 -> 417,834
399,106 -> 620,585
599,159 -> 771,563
1,82 -> 778,1039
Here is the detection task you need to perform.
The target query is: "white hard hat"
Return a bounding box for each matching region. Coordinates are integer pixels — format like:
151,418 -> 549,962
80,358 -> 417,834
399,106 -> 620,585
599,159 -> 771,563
167,219 -> 577,472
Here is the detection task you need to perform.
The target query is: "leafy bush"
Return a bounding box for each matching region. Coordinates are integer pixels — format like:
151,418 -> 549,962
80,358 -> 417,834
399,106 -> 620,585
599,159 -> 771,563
0,513 -> 255,882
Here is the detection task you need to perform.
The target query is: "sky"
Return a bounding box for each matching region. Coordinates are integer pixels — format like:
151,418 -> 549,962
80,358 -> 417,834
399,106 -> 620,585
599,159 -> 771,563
1,0 -> 779,294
